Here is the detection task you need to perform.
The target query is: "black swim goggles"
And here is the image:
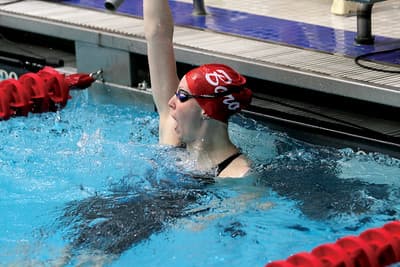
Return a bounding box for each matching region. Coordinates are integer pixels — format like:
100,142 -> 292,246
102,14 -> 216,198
175,88 -> 240,103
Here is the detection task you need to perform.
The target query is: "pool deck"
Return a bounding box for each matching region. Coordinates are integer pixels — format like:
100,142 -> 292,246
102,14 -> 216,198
0,0 -> 400,149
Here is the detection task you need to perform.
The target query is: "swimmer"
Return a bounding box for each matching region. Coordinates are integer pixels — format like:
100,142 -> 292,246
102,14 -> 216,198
144,0 -> 253,177
47,4 -> 256,264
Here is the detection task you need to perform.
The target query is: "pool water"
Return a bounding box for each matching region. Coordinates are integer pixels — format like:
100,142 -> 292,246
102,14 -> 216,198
0,90 -> 400,267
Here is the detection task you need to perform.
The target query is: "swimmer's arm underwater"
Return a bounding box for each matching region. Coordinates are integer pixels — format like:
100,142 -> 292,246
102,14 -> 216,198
182,185 -> 273,231
144,0 -> 181,146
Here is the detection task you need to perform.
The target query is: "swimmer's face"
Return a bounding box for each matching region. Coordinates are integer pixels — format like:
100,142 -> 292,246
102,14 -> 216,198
168,76 -> 204,143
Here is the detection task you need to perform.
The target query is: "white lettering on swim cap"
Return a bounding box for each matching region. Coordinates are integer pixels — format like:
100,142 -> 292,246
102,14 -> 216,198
214,86 -> 227,93
223,95 -> 240,110
206,70 -> 240,111
205,70 -> 232,86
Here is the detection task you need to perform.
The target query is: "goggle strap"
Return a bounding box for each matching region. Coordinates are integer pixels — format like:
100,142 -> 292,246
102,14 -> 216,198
191,87 -> 242,99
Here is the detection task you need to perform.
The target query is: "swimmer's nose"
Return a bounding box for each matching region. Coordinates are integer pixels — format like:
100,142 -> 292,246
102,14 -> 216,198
168,95 -> 176,110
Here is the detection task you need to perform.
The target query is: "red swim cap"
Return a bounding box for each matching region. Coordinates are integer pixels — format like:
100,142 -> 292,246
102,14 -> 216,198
185,64 -> 252,122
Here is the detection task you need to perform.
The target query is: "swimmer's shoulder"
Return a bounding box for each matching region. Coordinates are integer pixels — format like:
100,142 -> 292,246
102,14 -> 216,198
217,154 -> 251,178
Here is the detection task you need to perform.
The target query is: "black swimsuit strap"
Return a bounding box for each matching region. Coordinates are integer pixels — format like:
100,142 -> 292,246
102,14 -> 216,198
215,152 -> 242,176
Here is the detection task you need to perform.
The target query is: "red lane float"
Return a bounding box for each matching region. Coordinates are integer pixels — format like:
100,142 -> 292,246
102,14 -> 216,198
19,72 -> 50,113
265,221 -> 400,267
0,66 -> 98,120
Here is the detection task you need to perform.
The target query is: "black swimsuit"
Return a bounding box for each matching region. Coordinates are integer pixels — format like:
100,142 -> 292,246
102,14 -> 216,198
215,152 -> 242,176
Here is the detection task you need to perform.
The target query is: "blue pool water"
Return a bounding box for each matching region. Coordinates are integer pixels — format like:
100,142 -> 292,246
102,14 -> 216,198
1,90 -> 400,267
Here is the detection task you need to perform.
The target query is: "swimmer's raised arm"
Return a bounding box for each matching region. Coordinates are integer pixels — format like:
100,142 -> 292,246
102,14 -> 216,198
144,0 -> 180,145
144,0 -> 252,177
